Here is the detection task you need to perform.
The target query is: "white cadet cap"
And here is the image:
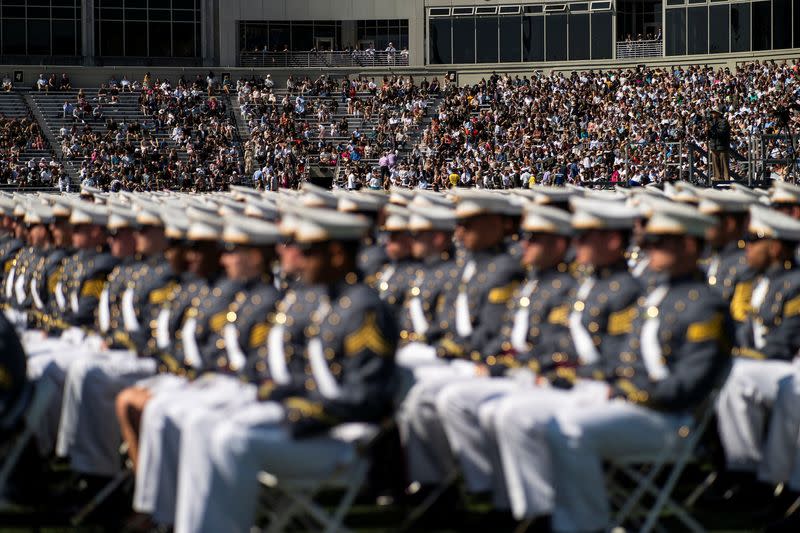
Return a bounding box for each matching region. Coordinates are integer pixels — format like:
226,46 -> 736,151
749,204 -> 800,242
408,205 -> 456,232
570,196 -> 639,231
645,199 -> 717,239
454,190 -> 516,219
69,202 -> 109,226
697,189 -> 753,215
521,204 -> 573,236
381,204 -> 411,232
290,207 -> 370,244
223,215 -> 282,246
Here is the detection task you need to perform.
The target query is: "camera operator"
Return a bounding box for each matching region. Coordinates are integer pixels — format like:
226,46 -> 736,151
707,104 -> 731,182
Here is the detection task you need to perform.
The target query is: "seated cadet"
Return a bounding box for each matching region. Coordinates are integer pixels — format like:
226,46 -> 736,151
432,204 -> 577,507
697,189 -> 756,319
0,198 -> 25,301
5,205 -> 53,326
337,191 -> 389,279
130,216 -> 283,527
398,203 -> 457,344
169,207 -> 397,533
542,200 -> 731,533
373,204 -> 417,315
714,205 -> 800,506
769,180 -> 800,220
54,204 -> 178,479
397,191 -> 524,487
27,197 -> 73,330
116,209 -> 226,469
25,201 -> 118,456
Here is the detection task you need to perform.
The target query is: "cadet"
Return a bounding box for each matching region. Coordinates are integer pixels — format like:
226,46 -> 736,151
170,206 -> 397,533
697,189 -> 756,319
399,203 -> 457,343
541,200 -> 731,533
28,197 -> 72,329
116,208 -> 226,469
374,204 -> 417,315
433,204 -> 577,506
0,198 -> 25,301
338,191 -> 389,279
472,196 -> 644,521
715,205 -> 800,504
55,203 -> 176,479
132,215 -> 283,526
397,190 -> 524,488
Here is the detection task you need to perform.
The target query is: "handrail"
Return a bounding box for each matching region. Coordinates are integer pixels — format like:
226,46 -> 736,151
615,40 -> 663,59
239,50 -> 409,68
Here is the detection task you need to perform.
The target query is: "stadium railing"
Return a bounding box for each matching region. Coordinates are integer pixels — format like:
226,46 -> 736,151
239,50 -> 409,69
616,40 -> 663,59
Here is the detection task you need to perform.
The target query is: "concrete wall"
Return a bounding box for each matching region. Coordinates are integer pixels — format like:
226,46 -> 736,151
215,0 -> 426,66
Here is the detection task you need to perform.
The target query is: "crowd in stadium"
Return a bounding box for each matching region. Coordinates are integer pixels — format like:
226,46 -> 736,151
0,59 -> 799,193
57,75 -> 243,192
0,116 -> 66,188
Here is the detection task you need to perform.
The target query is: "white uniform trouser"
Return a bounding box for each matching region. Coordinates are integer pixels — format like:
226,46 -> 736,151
25,341 -> 98,455
716,358 -> 796,471
760,367 -> 800,489
174,401 -> 370,533
436,377 -> 521,505
492,381 -> 610,520
547,400 -> 689,532
396,360 -> 476,485
56,352 -> 156,476
133,375 -> 255,525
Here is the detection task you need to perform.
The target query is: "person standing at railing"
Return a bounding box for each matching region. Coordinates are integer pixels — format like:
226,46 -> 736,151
707,104 -> 731,182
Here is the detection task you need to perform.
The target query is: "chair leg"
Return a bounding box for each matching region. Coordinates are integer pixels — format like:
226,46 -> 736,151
71,469 -> 132,526
324,460 -> 369,533
398,468 -> 459,532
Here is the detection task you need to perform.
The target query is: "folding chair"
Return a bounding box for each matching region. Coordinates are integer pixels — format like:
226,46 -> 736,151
609,388 -> 726,533
256,366 -> 415,533
0,378 -> 57,499
257,421 -> 385,533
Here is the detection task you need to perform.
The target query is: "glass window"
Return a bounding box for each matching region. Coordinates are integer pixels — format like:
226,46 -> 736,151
752,1 -> 771,50
774,0 -> 792,49
149,21 -> 171,56
522,15 -> 544,61
731,3 -> 750,52
3,18 -> 26,55
666,7 -> 686,55
429,8 -> 450,16
268,22 -> 290,50
52,19 -> 77,55
546,14 -> 568,61
568,13 -> 590,60
476,16 -> 499,63
709,4 -> 729,53
687,6 -> 708,54
591,11 -> 612,59
499,15 -> 522,62
795,0 -> 800,48
452,16 -> 475,63
125,20 -> 147,56
173,22 -> 195,57
99,20 -> 124,55
500,6 -> 521,14
571,3 -> 590,11
291,23 -> 314,50
26,20 -> 49,54
429,18 -> 452,64
524,6 -> 544,13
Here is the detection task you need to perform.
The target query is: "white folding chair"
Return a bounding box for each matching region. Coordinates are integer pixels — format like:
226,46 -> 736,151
0,378 -> 56,499
256,366 -> 415,533
257,421 -> 384,533
608,390 -> 723,533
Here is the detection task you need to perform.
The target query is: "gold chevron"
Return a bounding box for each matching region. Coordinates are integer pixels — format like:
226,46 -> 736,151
344,311 -> 392,356
249,322 -> 270,349
80,278 -> 106,299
